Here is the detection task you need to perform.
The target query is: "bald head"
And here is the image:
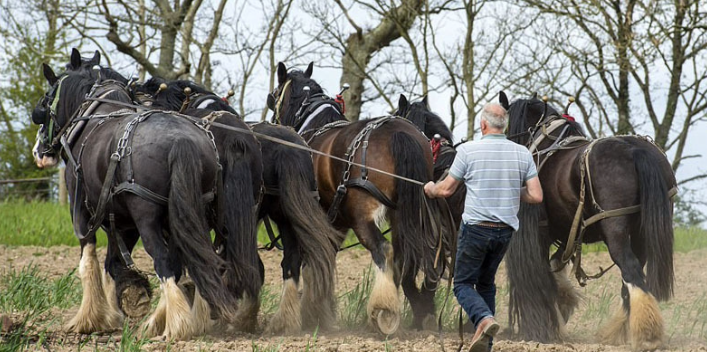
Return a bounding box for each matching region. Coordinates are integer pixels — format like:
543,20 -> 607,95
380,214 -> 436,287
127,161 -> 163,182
480,103 -> 508,132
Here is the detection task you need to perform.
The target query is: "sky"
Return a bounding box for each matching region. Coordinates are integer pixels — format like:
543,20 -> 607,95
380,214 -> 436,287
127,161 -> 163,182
16,0 -> 707,223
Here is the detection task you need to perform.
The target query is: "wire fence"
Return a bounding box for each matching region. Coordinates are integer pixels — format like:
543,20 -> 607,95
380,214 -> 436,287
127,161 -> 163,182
0,168 -> 66,203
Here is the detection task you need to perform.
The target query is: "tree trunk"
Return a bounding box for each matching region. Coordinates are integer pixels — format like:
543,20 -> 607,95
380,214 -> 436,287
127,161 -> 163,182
340,0 -> 423,121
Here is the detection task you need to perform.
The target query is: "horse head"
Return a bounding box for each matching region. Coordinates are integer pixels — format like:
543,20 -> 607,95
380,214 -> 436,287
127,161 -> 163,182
32,51 -> 129,168
503,91 -> 585,147
268,62 -> 344,131
395,94 -> 453,142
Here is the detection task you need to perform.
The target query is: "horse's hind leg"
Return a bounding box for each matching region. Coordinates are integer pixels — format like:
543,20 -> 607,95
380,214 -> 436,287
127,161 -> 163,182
353,219 -> 400,335
400,269 -> 437,330
66,206 -> 122,333
136,215 -> 198,340
598,218 -> 663,350
105,230 -> 151,320
265,220 -> 303,335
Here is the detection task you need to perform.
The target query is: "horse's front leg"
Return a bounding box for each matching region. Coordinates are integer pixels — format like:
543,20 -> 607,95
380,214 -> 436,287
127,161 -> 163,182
66,204 -> 123,333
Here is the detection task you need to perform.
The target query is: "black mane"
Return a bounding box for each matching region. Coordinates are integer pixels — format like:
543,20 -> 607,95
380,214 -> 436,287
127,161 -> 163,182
507,97 -> 584,145
54,68 -> 130,125
399,100 -> 453,142
138,77 -> 237,114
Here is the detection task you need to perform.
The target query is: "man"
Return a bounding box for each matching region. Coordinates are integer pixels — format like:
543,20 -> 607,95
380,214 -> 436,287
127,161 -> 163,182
424,102 -> 543,352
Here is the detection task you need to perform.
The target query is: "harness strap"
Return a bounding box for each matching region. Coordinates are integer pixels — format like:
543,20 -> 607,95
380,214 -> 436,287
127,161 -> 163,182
113,182 -> 168,205
562,140 -> 597,263
262,216 -> 284,250
84,153 -> 121,240
344,178 -> 396,209
111,213 -> 135,269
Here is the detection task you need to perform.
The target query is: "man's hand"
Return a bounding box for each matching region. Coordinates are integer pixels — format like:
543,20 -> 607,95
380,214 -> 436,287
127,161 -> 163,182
424,181 -> 436,198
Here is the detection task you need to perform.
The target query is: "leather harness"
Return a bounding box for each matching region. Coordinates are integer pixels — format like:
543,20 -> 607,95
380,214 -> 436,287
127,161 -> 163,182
304,116 -> 400,222
58,81 -> 220,268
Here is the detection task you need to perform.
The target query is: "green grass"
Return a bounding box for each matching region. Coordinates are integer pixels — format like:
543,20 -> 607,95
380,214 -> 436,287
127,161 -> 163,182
0,265 -> 82,352
0,200 -> 367,250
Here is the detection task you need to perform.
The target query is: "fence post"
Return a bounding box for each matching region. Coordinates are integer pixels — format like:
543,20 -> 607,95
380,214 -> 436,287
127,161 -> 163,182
58,166 -> 67,205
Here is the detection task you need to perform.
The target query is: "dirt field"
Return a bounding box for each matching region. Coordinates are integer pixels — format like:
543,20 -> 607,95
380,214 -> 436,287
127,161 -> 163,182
1,245 -> 706,351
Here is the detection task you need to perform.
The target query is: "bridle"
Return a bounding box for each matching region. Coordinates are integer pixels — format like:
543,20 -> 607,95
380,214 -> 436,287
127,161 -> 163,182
36,70 -> 129,157
267,79 -> 292,124
35,74 -> 70,155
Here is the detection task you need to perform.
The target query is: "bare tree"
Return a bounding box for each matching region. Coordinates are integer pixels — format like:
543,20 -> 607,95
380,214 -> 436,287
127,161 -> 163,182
308,0 -> 425,121
513,0 -> 707,176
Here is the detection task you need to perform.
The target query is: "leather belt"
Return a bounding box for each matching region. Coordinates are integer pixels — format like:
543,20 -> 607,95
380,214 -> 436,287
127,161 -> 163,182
476,221 -> 510,228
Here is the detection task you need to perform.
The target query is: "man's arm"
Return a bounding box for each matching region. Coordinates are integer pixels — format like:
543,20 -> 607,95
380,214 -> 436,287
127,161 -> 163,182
424,175 -> 462,198
520,176 -> 543,203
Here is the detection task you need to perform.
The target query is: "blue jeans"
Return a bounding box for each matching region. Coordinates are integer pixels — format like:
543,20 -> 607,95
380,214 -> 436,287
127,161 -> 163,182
453,223 -> 513,329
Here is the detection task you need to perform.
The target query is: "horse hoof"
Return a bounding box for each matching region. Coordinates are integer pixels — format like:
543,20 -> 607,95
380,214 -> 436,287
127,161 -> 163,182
374,309 -> 400,335
120,286 -> 151,318
422,314 -> 437,331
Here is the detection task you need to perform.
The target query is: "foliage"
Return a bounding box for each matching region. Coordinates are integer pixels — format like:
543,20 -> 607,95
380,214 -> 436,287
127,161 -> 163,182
0,1 -> 67,200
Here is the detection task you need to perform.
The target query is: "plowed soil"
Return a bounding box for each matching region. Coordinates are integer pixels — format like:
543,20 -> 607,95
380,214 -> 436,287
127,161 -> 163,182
1,245 -> 706,351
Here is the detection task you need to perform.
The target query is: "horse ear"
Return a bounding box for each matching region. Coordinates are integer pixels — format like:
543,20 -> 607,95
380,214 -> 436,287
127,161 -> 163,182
43,63 -> 58,86
398,94 -> 408,113
532,92 -> 538,99
421,95 -> 429,108
304,62 -> 314,78
89,50 -> 101,66
277,62 -> 287,85
499,91 -> 510,110
70,48 -> 81,70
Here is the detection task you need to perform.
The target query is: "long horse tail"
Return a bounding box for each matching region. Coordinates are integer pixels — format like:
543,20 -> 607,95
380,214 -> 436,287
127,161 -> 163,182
168,139 -> 238,319
220,136 -> 263,299
276,146 -> 341,327
633,148 -> 674,301
390,131 -> 441,281
506,202 -> 562,342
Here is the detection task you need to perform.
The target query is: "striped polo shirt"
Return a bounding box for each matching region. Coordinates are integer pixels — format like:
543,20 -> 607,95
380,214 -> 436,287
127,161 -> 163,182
449,134 -> 537,231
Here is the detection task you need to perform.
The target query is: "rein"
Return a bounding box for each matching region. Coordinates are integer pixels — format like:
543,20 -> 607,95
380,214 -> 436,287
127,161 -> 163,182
86,97 -> 427,187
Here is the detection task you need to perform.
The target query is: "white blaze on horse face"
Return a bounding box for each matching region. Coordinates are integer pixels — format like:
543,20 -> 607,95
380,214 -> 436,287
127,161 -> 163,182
32,129 -> 58,168
32,133 -> 42,167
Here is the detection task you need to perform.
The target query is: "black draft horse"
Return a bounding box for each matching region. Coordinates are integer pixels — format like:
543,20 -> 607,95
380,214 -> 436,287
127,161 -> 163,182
499,92 -> 676,350
31,58 -> 255,340
134,77 -> 341,334
63,51 -> 265,333
269,62 -> 450,334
